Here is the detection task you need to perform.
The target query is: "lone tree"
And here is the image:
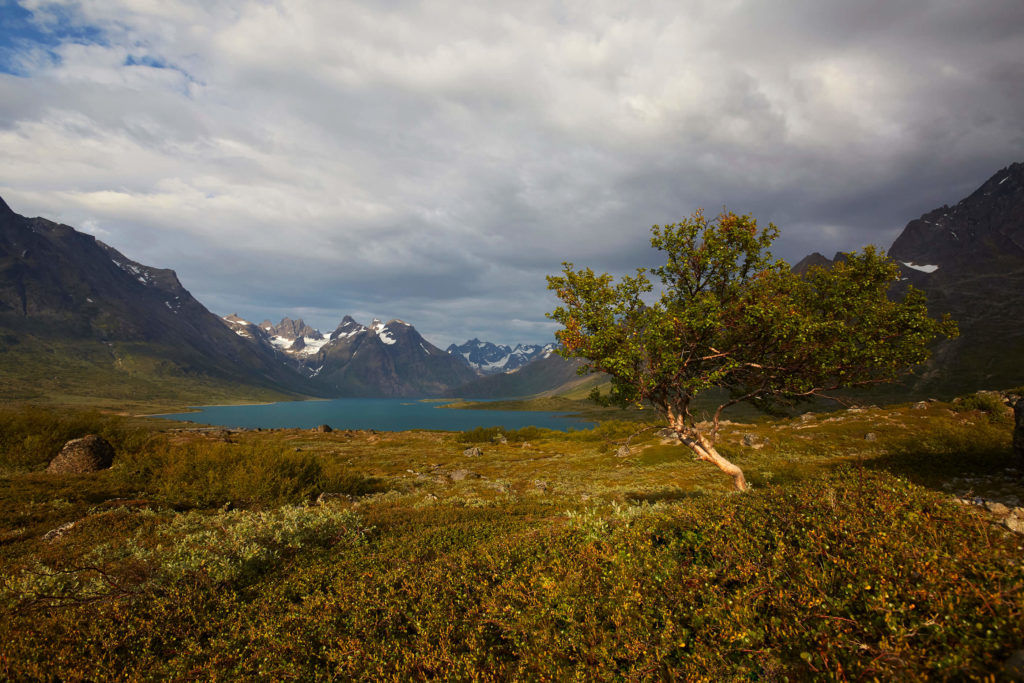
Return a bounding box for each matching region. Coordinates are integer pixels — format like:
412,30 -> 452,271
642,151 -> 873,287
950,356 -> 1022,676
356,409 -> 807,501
547,209 -> 956,491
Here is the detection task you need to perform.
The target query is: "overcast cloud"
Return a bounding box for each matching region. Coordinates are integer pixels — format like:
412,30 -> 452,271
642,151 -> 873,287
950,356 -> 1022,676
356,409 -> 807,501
1,0 -> 1022,346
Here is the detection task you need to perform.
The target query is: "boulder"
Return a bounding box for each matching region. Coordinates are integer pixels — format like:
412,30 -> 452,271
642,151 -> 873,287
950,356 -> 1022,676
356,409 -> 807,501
615,446 -> 631,457
313,424 -> 333,433
47,435 -> 115,474
463,446 -> 483,457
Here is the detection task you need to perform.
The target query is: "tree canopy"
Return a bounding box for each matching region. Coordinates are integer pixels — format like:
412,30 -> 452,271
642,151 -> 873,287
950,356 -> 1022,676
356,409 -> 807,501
546,209 -> 957,490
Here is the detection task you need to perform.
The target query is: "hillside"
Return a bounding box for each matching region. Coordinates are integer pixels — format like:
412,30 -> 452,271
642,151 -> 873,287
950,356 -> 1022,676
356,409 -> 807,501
1,399 -> 1021,679
0,197 -> 314,407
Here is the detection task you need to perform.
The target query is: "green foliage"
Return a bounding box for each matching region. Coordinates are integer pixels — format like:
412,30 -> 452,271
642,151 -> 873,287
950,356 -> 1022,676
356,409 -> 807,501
113,440 -> 377,508
457,425 -> 553,443
547,209 -> 957,426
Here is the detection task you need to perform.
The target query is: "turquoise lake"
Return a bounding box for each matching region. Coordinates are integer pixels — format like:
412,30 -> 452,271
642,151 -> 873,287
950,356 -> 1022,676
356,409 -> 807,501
157,398 -> 596,432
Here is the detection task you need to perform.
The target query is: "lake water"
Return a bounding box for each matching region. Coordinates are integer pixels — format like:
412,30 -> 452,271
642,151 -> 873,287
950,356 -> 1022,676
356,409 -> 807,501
157,398 -> 596,432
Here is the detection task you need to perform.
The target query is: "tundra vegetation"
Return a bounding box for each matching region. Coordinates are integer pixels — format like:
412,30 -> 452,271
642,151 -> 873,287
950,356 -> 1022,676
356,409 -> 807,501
1,397 -> 1022,680
547,210 -> 957,490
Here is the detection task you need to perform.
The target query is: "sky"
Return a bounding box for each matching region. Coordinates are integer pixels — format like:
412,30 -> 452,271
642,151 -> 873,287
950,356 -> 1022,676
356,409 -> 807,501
1,0 -> 1022,348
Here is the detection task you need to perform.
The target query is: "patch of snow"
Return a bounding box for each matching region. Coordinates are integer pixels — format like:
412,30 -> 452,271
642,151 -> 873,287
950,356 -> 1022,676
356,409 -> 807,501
269,335 -> 292,349
296,336 -> 331,356
999,176 -> 1009,185
901,262 -> 939,274
378,328 -> 397,345
420,342 -> 430,355
86,297 -> 93,303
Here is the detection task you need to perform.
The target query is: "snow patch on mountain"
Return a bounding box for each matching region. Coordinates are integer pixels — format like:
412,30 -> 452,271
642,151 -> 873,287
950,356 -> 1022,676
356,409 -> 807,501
901,262 -> 939,273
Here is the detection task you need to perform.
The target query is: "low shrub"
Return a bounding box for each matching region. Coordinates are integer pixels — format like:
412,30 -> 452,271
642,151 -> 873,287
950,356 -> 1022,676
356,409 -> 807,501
113,441 -> 337,508
956,391 -> 1012,423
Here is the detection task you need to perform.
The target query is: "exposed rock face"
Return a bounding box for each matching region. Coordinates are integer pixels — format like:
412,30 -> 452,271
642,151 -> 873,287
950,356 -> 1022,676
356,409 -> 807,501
47,435 -> 115,474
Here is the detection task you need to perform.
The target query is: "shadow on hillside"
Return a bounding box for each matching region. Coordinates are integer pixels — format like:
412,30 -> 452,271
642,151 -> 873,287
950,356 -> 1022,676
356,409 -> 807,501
860,424 -> 1022,499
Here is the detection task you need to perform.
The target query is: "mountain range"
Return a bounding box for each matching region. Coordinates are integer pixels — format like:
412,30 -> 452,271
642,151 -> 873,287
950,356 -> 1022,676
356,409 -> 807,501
0,161 -> 1021,403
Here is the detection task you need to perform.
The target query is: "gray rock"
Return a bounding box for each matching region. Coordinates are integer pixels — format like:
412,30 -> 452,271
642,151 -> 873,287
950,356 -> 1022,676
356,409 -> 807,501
1005,517 -> 1024,534
533,480 -> 549,491
864,432 -> 877,441
463,446 -> 483,457
985,501 -> 1010,515
615,446 -> 631,457
47,435 -> 115,474
493,434 -> 508,444
313,424 -> 333,433
450,469 -> 481,481
42,520 -> 78,541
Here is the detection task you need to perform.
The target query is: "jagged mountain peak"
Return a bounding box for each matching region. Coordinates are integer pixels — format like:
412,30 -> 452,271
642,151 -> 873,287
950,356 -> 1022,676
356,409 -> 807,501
447,338 -> 555,375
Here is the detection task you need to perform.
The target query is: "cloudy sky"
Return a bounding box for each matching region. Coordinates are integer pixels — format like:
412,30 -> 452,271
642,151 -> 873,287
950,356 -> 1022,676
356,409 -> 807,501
1,0 -> 1022,347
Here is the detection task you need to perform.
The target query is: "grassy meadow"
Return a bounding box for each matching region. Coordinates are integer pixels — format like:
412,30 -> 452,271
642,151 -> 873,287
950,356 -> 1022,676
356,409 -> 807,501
1,397 -> 1022,680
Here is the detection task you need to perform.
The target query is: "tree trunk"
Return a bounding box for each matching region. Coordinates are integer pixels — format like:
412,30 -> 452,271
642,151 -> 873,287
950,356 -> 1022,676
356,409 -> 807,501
667,408 -> 749,492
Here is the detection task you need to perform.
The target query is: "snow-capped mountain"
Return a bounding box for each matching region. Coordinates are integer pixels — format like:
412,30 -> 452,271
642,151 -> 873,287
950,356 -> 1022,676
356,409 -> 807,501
446,338 -> 556,375
223,313 -> 477,396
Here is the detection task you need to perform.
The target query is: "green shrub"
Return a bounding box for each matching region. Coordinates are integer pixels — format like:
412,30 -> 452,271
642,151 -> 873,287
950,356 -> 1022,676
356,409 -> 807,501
113,441 -> 331,507
956,391 -> 1011,423
457,425 -> 556,443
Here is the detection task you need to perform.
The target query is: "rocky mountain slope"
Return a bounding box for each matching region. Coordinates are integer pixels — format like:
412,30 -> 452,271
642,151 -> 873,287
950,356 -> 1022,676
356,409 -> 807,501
0,196 -> 313,401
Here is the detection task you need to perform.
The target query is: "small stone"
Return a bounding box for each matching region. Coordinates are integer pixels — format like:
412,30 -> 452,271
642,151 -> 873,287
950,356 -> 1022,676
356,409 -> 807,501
742,433 -> 760,447
463,446 -> 483,457
615,446 -> 631,457
533,480 -> 549,491
313,424 -> 333,433
450,469 -> 481,481
493,434 -> 508,444
913,401 -> 929,410
864,432 -> 877,441
985,501 -> 1010,515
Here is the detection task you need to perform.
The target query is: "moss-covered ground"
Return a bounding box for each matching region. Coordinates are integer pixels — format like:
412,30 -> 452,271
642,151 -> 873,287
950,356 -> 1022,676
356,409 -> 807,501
1,399 -> 1022,680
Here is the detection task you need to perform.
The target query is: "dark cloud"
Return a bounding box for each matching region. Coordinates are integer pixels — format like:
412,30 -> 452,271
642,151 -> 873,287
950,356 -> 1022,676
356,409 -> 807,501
1,0 -> 1022,346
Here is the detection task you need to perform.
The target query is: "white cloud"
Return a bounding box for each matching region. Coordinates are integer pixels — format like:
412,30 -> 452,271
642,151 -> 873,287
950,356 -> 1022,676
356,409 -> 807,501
2,0 -> 1023,343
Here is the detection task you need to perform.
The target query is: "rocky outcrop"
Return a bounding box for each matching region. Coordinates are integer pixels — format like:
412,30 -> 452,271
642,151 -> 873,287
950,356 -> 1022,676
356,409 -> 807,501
47,435 -> 115,474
